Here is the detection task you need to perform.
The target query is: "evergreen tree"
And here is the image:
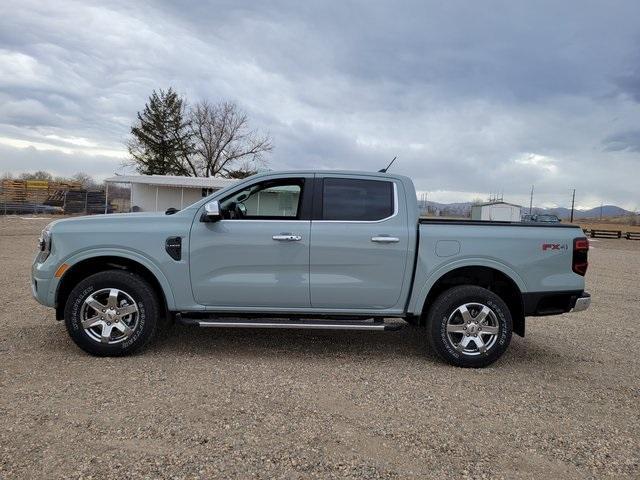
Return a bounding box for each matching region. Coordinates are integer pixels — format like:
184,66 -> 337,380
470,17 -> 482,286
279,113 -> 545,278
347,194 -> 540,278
127,88 -> 196,176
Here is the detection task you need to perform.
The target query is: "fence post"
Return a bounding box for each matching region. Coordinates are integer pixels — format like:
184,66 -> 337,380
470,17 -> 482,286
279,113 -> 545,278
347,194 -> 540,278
104,183 -> 109,214
84,191 -> 88,215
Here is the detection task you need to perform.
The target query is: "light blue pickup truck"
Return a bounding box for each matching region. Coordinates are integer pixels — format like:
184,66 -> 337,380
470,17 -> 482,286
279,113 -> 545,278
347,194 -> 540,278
32,170 -> 590,367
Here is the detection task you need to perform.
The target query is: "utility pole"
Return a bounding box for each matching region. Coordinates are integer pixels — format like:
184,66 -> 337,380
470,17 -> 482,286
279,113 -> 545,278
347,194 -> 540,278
529,185 -> 534,214
600,202 -> 603,220
570,189 -> 576,223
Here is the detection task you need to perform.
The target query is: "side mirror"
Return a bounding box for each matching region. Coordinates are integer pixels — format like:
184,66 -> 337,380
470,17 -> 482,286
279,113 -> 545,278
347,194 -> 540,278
202,201 -> 221,222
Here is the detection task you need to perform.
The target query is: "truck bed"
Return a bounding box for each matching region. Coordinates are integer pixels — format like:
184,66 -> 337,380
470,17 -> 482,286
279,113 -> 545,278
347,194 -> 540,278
407,219 -> 586,316
419,218 -> 580,228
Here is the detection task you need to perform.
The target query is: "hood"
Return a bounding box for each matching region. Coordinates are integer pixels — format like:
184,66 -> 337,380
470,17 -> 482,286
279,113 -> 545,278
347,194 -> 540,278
47,210 -> 179,232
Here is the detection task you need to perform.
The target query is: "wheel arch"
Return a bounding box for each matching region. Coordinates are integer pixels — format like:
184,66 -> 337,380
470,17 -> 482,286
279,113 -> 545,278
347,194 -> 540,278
55,252 -> 175,320
417,264 -> 525,337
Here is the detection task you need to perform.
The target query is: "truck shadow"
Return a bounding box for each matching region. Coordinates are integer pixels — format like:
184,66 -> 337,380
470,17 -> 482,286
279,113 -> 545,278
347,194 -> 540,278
33,319 -> 562,367
147,322 -> 555,367
153,323 -> 429,360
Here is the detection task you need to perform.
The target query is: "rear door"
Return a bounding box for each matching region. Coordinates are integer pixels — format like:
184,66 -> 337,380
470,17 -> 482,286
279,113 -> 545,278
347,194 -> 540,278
309,175 -> 409,310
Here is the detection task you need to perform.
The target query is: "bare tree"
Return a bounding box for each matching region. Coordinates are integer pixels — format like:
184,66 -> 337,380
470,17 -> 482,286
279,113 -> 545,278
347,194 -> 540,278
19,171 -> 53,181
189,100 -> 272,177
70,172 -> 97,189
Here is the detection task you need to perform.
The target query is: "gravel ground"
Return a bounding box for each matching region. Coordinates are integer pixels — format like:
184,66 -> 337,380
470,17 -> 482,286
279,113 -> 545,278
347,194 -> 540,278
0,216 -> 638,479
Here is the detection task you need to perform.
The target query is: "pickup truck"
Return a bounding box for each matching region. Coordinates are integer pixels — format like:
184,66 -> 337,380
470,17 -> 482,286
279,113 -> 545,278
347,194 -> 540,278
31,170 -> 591,367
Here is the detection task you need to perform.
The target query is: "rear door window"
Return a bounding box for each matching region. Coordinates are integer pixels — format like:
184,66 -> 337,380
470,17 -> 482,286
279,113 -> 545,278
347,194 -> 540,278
321,178 -> 394,221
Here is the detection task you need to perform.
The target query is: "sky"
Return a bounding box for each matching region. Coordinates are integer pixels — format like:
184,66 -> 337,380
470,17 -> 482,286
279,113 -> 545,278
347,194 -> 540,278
0,0 -> 639,209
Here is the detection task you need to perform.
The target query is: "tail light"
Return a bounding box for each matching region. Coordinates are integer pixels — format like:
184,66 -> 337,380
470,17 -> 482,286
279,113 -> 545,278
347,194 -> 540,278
572,237 -> 589,276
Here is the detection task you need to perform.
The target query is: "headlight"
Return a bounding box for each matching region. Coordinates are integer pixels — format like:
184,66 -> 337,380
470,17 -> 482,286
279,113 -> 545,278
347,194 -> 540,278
38,227 -> 52,259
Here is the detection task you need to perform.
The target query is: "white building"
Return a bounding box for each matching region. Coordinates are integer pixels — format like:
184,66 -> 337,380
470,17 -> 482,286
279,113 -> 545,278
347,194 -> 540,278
240,185 -> 300,217
104,175 -> 238,212
471,201 -> 522,222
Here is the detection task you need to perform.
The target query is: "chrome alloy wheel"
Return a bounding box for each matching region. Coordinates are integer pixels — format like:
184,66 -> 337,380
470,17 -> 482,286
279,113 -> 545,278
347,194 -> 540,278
80,288 -> 139,344
446,303 -> 500,356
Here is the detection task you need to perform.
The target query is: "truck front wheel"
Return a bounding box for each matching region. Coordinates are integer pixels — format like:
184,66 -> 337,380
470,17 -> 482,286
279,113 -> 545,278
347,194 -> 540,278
426,285 -> 512,368
64,270 -> 160,356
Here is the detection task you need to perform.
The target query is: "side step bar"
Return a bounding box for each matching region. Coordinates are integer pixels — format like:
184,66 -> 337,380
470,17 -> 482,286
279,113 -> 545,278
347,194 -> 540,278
176,314 -> 404,331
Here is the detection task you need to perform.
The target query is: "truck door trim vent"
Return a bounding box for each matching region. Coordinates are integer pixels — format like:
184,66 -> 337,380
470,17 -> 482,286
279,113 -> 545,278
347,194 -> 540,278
165,236 -> 182,261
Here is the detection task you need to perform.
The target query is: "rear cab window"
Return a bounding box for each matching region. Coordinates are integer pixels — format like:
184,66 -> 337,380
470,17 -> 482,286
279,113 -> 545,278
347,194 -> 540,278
320,178 -> 395,221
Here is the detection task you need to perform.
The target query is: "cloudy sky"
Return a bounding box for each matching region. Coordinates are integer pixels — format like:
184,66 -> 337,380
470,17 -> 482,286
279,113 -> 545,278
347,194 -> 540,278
1,0 -> 639,209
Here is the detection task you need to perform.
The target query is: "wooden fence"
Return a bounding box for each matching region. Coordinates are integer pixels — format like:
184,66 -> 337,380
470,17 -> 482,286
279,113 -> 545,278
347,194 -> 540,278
589,229 -> 622,239
582,228 -> 639,240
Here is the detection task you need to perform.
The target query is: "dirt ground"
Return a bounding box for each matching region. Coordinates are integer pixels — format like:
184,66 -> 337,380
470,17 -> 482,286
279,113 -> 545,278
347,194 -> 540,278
0,216 -> 638,479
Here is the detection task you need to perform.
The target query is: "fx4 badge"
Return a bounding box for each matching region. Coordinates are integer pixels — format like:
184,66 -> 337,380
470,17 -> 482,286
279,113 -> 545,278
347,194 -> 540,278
542,243 -> 568,251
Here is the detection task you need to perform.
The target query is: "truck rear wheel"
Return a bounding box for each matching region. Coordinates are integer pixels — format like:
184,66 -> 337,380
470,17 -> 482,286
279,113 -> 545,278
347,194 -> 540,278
426,285 -> 512,368
64,270 -> 160,356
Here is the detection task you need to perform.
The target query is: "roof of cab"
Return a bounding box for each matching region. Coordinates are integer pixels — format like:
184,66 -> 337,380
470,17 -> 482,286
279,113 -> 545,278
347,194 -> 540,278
248,169 -> 412,182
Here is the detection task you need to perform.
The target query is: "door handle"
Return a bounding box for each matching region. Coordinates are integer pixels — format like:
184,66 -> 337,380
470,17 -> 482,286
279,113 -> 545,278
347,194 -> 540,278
273,234 -> 302,242
371,236 -> 400,243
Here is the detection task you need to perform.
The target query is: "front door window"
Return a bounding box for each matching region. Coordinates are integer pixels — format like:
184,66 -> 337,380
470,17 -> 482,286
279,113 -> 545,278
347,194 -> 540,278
219,179 -> 303,220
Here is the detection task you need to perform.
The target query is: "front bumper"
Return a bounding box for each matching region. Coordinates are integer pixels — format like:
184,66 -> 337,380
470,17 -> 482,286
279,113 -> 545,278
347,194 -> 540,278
571,292 -> 591,312
31,257 -> 57,308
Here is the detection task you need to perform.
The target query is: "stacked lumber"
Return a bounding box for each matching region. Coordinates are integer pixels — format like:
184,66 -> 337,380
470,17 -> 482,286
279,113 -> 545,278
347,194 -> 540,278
44,189 -> 71,207
63,190 -> 112,214
1,179 -> 82,207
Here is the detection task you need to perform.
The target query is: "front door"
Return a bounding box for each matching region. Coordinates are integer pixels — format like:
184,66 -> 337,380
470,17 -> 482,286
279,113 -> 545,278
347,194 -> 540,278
190,176 -> 312,308
309,176 -> 409,310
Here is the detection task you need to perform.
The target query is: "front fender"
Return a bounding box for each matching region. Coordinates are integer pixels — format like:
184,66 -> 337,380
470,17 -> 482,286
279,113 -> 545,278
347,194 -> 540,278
51,248 -> 177,310
408,258 -> 527,315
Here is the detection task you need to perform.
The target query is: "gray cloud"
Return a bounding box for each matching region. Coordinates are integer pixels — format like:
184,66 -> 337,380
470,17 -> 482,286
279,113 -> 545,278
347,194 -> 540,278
0,0 -> 639,209
603,130 -> 640,153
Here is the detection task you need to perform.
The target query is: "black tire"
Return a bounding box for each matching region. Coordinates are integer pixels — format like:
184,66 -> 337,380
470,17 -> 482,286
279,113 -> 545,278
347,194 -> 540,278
64,270 -> 160,356
426,285 -> 512,368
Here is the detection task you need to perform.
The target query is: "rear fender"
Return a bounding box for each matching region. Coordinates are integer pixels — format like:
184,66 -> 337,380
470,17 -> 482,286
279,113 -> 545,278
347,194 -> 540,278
409,258 -> 527,315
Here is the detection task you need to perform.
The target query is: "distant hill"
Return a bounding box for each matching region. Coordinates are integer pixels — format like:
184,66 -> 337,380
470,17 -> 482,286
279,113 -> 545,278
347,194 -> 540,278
420,202 -> 634,219
531,205 -> 633,219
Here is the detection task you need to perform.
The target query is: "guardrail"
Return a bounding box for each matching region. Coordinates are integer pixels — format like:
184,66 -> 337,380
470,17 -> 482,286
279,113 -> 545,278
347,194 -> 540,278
625,232 -> 640,240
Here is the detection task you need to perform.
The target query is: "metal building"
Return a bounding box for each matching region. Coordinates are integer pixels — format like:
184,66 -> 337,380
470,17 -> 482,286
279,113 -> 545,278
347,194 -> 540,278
471,201 -> 522,222
104,175 -> 238,212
